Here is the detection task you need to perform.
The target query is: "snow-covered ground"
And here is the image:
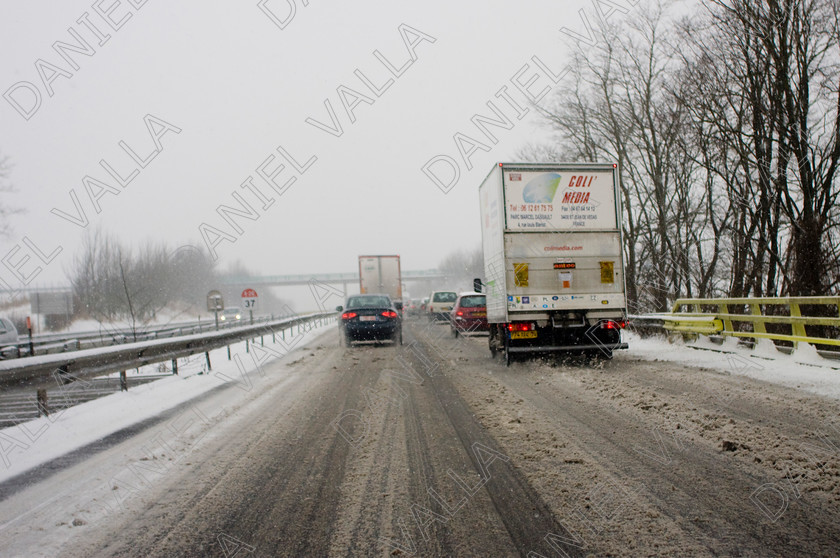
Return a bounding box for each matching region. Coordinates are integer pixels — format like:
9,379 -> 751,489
3,324 -> 839,488
623,330 -> 840,400
35,306 -> 204,336
0,298 -> 208,338
0,319 -> 334,484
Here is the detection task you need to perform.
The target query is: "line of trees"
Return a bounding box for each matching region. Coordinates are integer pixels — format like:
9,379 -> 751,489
68,229 -> 217,336
524,0 -> 840,312
437,248 -> 484,292
68,229 -> 291,336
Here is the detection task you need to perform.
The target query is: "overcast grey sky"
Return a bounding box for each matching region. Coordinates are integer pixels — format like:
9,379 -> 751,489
0,0 -> 633,288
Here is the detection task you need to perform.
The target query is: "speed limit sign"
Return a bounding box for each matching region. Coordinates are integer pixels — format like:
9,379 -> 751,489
241,288 -> 258,309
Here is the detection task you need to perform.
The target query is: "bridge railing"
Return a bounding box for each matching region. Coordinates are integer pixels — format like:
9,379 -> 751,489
655,296 -> 840,348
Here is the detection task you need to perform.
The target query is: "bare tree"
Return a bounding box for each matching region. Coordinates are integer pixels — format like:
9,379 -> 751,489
680,0 -> 840,297
69,230 -> 219,335
438,247 -> 484,291
513,143 -> 564,163
0,154 -> 24,239
523,0 -> 840,308
534,1 -> 722,311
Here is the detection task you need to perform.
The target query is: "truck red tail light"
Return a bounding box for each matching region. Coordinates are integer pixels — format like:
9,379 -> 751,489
341,312 -> 358,320
507,322 -> 535,332
601,320 -> 626,329
381,311 -> 398,318
456,310 -> 464,316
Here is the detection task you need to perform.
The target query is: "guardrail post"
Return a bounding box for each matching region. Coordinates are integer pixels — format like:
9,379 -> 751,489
205,351 -> 212,371
57,364 -> 71,385
789,301 -> 807,348
172,358 -> 178,375
37,389 -> 48,416
749,303 -> 766,338
261,335 -> 264,347
120,371 -> 127,392
718,303 -> 732,336
227,345 -> 231,360
246,339 -> 249,354
272,330 -> 276,343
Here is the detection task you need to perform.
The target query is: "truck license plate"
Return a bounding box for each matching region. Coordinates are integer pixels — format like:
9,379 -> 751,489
360,316 -> 376,322
474,312 -> 486,317
511,331 -> 537,339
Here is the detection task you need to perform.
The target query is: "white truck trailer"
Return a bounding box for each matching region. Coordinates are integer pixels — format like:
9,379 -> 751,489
358,255 -> 403,305
479,162 -> 628,365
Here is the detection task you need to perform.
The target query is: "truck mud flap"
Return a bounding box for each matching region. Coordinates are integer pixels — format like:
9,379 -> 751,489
507,342 -> 628,353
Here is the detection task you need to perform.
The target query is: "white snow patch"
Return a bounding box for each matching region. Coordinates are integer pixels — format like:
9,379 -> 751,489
0,320 -> 334,484
623,331 -> 840,400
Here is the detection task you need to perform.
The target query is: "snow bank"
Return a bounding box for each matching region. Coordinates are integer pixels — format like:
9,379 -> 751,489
0,321 -> 333,484
623,331 -> 840,400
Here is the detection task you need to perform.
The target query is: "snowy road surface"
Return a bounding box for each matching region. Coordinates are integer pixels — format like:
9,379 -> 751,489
1,321 -> 839,557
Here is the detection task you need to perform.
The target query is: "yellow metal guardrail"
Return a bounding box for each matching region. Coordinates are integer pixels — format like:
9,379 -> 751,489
660,297 -> 840,348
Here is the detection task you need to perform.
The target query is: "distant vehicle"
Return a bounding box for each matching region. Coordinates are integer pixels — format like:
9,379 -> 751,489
0,318 -> 20,358
219,307 -> 242,322
450,292 -> 489,336
427,291 -> 457,322
407,298 -> 422,317
420,297 -> 429,312
0,317 -> 19,344
359,255 -> 402,307
337,294 -> 402,346
479,162 -> 628,364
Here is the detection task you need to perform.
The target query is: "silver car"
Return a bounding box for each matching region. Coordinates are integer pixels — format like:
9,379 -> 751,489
0,317 -> 19,345
0,317 -> 20,357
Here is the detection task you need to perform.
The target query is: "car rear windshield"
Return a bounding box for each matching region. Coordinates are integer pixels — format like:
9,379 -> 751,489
459,296 -> 485,308
432,292 -> 456,302
347,296 -> 391,308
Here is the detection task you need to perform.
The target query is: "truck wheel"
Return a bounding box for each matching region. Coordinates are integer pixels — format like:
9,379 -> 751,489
452,326 -> 459,338
489,325 -> 498,356
503,332 -> 511,366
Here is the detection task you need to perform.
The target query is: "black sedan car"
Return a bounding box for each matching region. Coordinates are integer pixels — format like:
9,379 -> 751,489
337,294 -> 403,346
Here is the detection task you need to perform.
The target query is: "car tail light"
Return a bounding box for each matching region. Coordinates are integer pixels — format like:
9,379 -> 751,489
507,322 -> 535,332
341,312 -> 357,320
381,311 -> 398,318
600,320 -> 626,329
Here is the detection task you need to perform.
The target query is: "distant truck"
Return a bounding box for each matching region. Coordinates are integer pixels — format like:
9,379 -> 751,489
479,162 -> 628,364
358,255 -> 402,307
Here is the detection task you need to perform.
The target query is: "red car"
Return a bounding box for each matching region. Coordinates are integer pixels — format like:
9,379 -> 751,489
450,292 -> 489,336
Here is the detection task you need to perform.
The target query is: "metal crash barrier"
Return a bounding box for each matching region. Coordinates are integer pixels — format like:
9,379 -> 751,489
658,296 -> 840,349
